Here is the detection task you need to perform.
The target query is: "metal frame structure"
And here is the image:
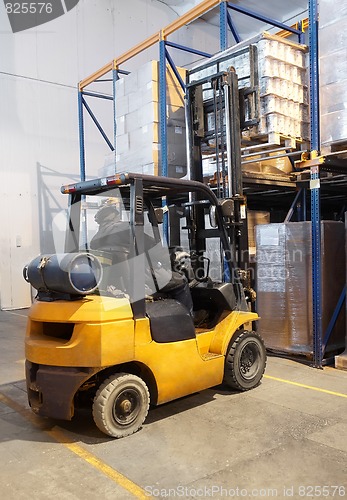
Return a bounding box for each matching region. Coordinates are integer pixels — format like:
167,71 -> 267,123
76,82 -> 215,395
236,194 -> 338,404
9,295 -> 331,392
308,0 -> 322,368
77,0 -> 304,182
76,0 -> 339,368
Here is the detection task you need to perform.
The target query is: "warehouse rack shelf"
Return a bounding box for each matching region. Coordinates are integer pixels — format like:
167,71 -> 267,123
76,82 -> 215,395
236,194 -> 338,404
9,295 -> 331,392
77,0 -> 305,182
77,0 -> 345,368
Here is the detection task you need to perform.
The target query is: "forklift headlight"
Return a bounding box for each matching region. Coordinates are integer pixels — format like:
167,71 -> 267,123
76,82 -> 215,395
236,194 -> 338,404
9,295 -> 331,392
23,253 -> 102,296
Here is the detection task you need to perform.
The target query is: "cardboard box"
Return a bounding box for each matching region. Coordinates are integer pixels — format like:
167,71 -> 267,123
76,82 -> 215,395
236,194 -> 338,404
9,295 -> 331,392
116,95 -> 129,116
115,133 -> 130,154
247,210 -> 270,251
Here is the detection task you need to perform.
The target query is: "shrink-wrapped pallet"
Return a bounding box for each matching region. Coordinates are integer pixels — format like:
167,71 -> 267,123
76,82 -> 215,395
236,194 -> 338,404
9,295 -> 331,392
335,215 -> 347,370
256,222 -> 345,358
319,0 -> 347,148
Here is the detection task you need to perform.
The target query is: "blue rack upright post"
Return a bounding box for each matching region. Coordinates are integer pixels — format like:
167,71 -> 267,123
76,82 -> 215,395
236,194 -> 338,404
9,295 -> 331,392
308,0 -> 322,368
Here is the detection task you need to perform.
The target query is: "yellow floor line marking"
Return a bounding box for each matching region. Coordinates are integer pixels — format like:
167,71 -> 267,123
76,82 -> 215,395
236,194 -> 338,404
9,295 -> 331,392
264,375 -> 347,399
0,392 -> 150,499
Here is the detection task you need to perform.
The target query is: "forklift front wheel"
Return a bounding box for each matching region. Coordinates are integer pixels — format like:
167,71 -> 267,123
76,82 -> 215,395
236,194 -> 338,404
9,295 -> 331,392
92,373 -> 150,438
224,331 -> 266,391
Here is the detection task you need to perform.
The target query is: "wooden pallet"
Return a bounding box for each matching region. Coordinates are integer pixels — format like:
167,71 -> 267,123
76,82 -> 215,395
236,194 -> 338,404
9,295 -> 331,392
241,131 -> 309,153
321,141 -> 347,158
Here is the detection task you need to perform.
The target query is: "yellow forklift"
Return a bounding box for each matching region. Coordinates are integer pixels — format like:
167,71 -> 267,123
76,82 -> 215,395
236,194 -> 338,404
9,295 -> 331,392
24,66 -> 268,438
24,172 -> 266,438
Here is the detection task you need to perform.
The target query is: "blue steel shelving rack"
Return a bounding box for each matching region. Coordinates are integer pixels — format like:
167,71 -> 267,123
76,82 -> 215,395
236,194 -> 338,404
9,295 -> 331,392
78,0 -> 303,181
308,0 -> 323,368
77,0 -> 327,367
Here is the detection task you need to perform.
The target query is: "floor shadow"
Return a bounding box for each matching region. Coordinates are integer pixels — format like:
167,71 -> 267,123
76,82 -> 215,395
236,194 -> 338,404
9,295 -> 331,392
0,379 -> 239,445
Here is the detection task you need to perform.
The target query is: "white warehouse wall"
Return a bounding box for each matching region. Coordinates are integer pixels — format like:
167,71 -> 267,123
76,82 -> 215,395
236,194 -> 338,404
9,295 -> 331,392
0,0 -> 221,309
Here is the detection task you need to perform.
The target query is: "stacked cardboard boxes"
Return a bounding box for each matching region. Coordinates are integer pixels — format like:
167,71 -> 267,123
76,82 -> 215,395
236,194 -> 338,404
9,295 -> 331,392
109,61 -> 187,178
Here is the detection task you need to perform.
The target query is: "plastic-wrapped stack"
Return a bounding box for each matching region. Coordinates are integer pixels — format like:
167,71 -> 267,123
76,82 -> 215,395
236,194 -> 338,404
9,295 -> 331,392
111,61 -> 187,178
319,0 -> 347,148
189,32 -> 309,145
335,215 -> 347,369
255,222 -> 345,358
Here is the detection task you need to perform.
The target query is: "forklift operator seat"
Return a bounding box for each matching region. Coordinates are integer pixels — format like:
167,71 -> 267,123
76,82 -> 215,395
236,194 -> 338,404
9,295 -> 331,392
190,281 -> 237,313
146,299 -> 196,343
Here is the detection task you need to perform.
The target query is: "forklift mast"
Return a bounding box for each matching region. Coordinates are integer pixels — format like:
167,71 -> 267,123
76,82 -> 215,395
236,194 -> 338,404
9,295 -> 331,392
186,66 -> 251,275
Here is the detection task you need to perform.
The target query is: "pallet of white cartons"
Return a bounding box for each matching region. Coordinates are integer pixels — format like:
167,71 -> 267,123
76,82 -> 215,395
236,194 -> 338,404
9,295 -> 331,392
190,31 -> 308,146
260,78 -> 307,102
260,96 -> 308,119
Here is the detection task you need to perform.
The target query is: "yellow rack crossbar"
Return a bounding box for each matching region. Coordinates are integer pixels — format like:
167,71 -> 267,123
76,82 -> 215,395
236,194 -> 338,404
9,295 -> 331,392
79,61 -> 114,91
277,17 -> 308,38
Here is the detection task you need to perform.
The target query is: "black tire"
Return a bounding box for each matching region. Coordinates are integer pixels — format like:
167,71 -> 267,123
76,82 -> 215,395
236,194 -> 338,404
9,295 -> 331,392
224,330 -> 266,391
92,373 -> 150,438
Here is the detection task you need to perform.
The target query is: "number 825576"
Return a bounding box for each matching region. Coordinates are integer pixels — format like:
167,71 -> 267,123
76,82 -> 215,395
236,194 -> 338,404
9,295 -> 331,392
5,3 -> 53,14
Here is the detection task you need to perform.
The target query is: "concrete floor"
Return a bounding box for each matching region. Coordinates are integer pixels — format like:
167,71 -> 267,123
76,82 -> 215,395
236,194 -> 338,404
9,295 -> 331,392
1,309 -> 347,500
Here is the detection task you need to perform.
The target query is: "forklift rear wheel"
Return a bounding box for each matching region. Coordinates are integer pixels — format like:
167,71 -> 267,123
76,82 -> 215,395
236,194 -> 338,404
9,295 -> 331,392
92,373 -> 150,438
224,331 -> 266,391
